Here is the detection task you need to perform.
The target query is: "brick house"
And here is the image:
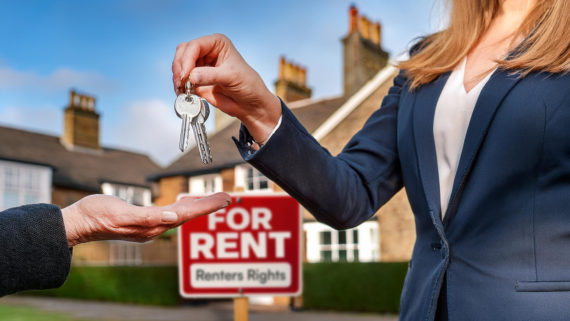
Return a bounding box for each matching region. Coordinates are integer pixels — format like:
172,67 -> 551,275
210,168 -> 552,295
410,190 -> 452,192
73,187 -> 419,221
0,90 -> 174,266
151,5 -> 415,268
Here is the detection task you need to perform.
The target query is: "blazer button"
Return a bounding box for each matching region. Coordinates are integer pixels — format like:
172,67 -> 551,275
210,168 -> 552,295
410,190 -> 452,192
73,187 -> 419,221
431,242 -> 442,251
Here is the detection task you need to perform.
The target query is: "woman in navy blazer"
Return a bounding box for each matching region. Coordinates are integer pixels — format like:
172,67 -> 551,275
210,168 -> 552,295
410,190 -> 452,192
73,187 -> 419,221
173,0 -> 570,320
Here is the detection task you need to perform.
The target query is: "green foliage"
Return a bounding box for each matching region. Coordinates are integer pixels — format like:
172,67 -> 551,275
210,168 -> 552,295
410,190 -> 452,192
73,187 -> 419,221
24,263 -> 408,313
0,305 -> 97,321
302,262 -> 408,314
24,266 -> 179,306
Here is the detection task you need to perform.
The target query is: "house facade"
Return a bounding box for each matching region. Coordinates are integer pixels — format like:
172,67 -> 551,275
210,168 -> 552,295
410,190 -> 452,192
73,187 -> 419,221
0,90 -> 173,266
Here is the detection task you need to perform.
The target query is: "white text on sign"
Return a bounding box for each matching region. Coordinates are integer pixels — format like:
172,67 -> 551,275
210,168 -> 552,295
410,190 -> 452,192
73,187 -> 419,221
190,207 -> 292,259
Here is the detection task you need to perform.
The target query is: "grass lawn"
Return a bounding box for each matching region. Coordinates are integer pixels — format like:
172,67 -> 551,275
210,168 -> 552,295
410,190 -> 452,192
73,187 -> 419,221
0,304 -> 98,321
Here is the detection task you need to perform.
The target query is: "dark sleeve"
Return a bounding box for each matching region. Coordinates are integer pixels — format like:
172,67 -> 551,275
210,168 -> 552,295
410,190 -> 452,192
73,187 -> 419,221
233,70 -> 406,230
0,204 -> 72,296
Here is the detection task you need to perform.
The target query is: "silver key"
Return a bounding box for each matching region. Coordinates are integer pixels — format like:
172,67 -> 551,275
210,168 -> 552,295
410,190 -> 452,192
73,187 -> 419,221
191,100 -> 212,164
174,82 -> 202,152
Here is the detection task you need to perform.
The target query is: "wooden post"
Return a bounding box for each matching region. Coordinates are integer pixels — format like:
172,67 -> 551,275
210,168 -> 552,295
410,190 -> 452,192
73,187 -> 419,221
234,296 -> 248,321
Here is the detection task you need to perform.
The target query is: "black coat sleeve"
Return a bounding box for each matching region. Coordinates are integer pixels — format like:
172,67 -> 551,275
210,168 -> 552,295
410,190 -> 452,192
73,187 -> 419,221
0,204 -> 72,296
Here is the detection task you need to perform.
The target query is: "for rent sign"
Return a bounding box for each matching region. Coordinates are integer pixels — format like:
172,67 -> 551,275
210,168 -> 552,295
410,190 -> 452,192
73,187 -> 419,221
178,194 -> 302,298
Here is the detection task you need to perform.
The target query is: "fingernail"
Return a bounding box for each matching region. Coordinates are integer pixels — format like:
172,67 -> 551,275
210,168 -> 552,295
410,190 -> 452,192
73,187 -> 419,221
162,211 -> 178,223
224,199 -> 231,207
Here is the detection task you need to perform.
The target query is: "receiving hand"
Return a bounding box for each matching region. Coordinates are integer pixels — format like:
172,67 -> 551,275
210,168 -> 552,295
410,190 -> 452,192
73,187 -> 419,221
172,33 -> 282,144
61,193 -> 230,247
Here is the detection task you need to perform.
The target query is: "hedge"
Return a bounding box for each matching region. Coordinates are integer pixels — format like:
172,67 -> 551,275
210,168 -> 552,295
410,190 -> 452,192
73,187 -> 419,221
25,262 -> 408,313
303,262 -> 408,314
24,266 -> 180,306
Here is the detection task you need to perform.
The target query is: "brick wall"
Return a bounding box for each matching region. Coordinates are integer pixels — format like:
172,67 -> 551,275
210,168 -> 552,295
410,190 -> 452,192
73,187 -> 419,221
154,175 -> 188,206
51,186 -> 91,208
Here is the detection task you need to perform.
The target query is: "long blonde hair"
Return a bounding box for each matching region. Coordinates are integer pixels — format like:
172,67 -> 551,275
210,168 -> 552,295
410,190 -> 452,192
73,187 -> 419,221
399,0 -> 570,89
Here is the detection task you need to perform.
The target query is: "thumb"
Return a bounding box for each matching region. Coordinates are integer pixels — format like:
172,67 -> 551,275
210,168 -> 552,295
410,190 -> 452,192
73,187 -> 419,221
190,66 -> 230,87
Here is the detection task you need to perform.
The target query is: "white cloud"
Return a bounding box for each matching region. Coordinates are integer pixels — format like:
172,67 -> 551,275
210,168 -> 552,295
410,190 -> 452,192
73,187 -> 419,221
107,99 -> 185,166
0,64 -> 114,94
0,105 -> 61,135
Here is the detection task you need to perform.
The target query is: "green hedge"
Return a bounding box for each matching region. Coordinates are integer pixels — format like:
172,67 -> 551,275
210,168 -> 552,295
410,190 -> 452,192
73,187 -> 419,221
25,263 -> 408,312
303,262 -> 408,314
24,266 -> 179,306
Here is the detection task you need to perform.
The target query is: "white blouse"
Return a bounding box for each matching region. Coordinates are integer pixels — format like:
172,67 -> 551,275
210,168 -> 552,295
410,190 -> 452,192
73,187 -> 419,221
433,58 -> 495,218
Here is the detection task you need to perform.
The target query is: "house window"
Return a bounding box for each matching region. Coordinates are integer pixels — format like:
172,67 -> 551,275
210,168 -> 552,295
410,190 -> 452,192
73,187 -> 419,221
235,165 -> 270,192
189,174 -> 222,194
0,160 -> 52,211
246,167 -> 269,191
109,241 -> 142,266
304,221 -> 380,262
101,183 -> 151,206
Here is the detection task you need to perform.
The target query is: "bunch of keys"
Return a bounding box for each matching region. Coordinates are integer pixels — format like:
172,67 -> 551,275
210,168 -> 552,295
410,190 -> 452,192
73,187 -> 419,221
174,80 -> 212,164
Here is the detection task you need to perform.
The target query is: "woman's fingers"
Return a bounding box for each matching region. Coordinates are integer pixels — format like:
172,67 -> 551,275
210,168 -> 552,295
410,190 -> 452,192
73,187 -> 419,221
190,66 -> 224,87
193,86 -> 241,116
179,34 -> 229,85
172,42 -> 188,92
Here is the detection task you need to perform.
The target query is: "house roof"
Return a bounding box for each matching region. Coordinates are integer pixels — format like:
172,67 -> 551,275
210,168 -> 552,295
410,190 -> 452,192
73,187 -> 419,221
149,95 -> 345,180
0,126 -> 161,192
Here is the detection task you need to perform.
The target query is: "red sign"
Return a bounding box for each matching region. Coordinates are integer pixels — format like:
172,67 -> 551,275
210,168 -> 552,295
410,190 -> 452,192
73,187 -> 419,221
178,193 -> 302,298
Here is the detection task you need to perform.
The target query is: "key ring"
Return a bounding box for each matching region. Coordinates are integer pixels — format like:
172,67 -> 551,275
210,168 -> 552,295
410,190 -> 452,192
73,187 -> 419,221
185,80 -> 193,95
184,80 -> 195,103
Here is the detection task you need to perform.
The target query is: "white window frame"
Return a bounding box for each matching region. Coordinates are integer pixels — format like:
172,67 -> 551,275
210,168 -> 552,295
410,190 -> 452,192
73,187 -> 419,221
304,221 -> 380,262
235,164 -> 271,192
0,160 -> 52,210
101,182 -> 152,206
189,174 -> 223,194
109,240 -> 143,266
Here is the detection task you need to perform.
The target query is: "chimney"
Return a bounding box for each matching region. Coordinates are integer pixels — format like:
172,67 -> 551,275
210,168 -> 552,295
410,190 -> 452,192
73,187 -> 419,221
342,5 -> 389,97
274,56 -> 312,103
61,89 -> 101,150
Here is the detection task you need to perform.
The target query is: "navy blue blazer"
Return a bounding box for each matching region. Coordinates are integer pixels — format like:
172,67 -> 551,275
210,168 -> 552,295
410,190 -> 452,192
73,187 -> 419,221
235,63 -> 570,320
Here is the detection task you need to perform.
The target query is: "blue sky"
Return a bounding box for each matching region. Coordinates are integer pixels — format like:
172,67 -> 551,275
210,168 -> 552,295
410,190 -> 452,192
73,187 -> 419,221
0,0 -> 442,165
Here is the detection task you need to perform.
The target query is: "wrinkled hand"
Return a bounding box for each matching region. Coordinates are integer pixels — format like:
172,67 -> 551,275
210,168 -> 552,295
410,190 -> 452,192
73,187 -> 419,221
172,33 -> 282,144
61,193 -> 230,247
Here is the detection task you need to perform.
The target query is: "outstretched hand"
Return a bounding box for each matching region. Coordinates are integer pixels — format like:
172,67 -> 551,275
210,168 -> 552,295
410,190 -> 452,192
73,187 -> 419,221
61,193 -> 230,247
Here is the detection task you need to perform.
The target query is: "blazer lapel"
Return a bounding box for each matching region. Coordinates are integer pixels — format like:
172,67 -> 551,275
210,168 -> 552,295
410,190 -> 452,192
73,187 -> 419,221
444,69 -> 523,221
413,72 -> 450,227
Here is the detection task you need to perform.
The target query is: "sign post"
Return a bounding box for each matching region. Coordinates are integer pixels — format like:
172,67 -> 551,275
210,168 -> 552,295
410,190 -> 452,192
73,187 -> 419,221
178,193 -> 302,320
234,296 -> 248,321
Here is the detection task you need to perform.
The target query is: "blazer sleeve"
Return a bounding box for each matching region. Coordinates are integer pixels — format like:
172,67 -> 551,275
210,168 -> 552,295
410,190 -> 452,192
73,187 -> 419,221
234,70 -> 406,230
0,204 -> 72,296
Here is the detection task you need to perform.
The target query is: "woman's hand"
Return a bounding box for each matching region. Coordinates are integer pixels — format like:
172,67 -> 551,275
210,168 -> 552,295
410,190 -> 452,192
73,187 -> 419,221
61,193 -> 230,247
172,34 -> 282,144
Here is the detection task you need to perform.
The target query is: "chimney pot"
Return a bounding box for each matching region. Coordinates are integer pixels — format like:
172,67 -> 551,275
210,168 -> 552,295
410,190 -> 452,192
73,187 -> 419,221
371,22 -> 381,45
70,90 -> 76,107
349,5 -> 359,33
298,65 -> 304,86
359,16 -> 371,39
